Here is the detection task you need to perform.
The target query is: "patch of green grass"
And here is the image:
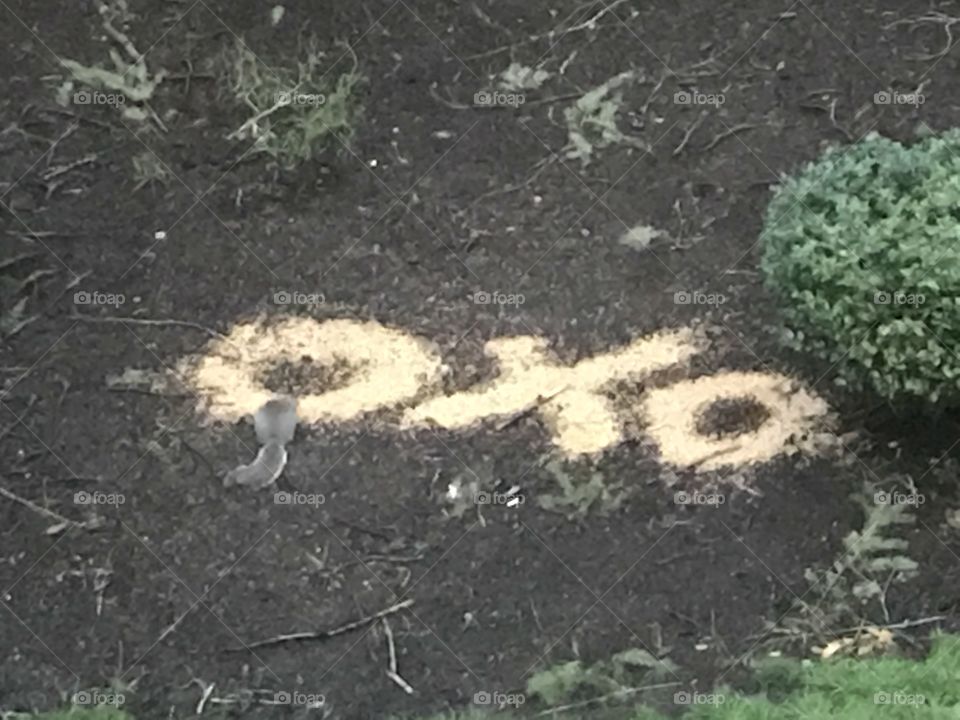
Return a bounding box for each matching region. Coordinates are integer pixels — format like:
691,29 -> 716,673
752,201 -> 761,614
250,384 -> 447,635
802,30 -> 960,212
537,456 -> 626,518
223,36 -> 364,169
55,0 -> 166,125
398,633 -> 960,718
131,151 -> 171,191
563,70 -> 646,166
17,708 -> 132,720
22,636 -> 960,719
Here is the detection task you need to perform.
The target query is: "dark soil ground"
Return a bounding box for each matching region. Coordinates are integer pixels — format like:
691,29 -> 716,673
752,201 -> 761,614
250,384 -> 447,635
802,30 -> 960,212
3,1 -> 960,718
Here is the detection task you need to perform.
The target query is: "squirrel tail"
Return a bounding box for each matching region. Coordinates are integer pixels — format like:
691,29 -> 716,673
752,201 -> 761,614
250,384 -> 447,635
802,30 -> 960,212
223,442 -> 288,489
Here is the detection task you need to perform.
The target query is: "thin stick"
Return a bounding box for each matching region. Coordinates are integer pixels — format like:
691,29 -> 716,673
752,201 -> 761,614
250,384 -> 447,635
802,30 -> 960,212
6,230 -> 85,239
673,113 -> 707,156
465,0 -> 631,60
68,313 -> 237,346
639,72 -> 669,115
0,485 -> 84,529
383,617 -> 415,694
196,682 -> 215,715
531,682 -> 681,717
228,598 -> 414,651
836,616 -> 946,634
41,154 -> 98,182
701,123 -> 757,153
496,387 -> 568,431
340,552 -> 426,570
467,155 -> 556,209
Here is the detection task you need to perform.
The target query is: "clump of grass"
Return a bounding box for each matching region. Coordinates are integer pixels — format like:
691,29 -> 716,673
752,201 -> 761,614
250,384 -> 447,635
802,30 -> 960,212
399,634 -> 960,719
564,70 -> 646,166
22,708 -> 131,720
223,36 -> 364,169
131,151 -> 171,191
537,456 -> 626,518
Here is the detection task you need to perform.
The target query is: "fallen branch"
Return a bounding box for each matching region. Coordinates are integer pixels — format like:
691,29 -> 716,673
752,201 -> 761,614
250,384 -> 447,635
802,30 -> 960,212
40,154 -> 98,182
883,12 -> 960,61
68,313 -> 239,347
227,598 -> 415,651
531,682 -> 681,717
466,0 -> 632,60
383,617 -> 414,694
701,123 -> 757,153
672,112 -> 707,156
0,485 -> 90,531
496,386 -> 568,431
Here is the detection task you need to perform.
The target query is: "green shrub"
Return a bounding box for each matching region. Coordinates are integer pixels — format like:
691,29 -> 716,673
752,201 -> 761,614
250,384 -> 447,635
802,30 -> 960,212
761,130 -> 960,404
223,37 -> 364,169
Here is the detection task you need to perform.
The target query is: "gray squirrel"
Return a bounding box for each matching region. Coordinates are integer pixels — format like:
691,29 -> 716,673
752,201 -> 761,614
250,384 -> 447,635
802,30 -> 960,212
223,396 -> 298,489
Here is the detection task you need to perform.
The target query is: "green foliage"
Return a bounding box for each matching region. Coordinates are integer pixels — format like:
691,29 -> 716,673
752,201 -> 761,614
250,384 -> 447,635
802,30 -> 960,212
811,486 -> 918,616
412,634 -> 960,719
537,457 -> 625,518
761,130 -> 960,404
56,0 -> 165,124
25,708 -> 132,720
526,648 -> 678,706
223,37 -> 364,169
564,71 -> 646,165
771,483 -> 919,643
